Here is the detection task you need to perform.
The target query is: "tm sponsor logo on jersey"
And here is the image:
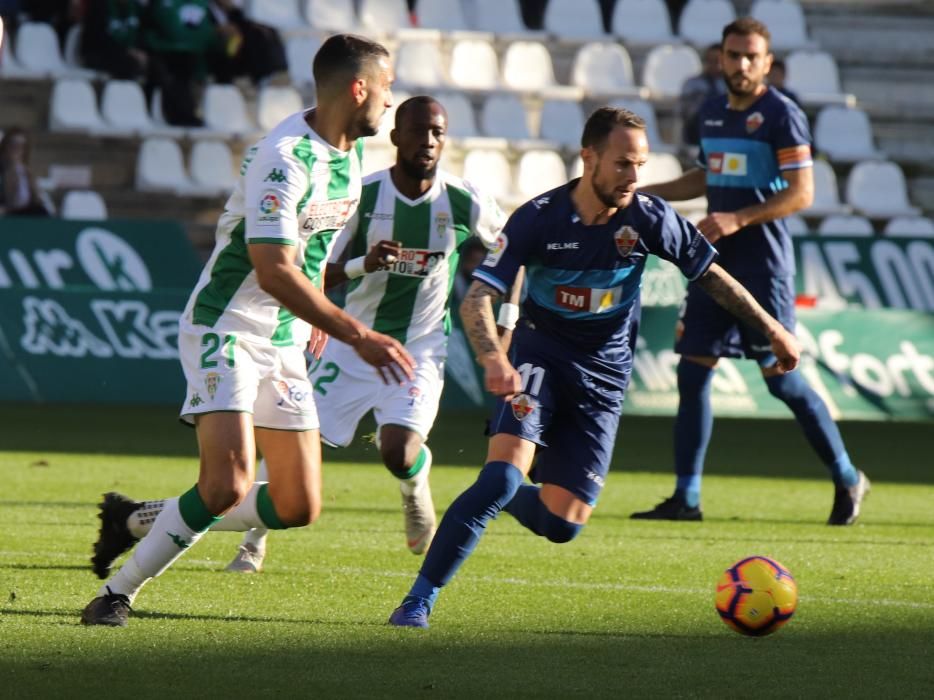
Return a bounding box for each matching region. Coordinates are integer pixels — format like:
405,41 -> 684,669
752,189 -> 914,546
388,248 -> 445,277
302,198 -> 359,234
257,191 -> 281,225
555,285 -> 623,314
708,152 -> 748,176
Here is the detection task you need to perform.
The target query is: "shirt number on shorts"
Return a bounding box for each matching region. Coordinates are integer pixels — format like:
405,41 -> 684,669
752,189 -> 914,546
308,357 -> 340,396
200,333 -> 236,369
516,362 -> 545,396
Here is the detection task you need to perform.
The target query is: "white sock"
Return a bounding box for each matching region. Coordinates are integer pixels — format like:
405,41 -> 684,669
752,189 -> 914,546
128,499 -> 171,539
399,444 -> 432,497
101,498 -> 210,604
239,458 -> 270,549
209,482 -> 269,531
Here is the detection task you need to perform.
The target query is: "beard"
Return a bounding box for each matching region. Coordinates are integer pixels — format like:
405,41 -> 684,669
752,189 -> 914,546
726,72 -> 759,97
590,166 -> 624,209
399,157 -> 437,181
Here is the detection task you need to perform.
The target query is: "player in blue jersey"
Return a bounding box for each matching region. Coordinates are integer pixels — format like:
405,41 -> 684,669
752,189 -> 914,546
388,106 -> 803,628
631,17 -> 870,525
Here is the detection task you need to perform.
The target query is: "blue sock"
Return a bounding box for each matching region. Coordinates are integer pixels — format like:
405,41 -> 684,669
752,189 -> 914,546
408,460 -> 524,609
673,359 -> 714,507
504,484 -> 583,543
765,371 -> 858,488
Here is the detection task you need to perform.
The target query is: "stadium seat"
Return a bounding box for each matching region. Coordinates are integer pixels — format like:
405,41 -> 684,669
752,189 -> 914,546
785,51 -> 855,107
63,25 -> 97,77
361,143 -> 396,176
371,89 -> 411,145
883,216 -> 934,238
435,92 -> 480,140
449,39 -> 499,91
608,98 -> 677,154
286,35 -> 321,87
639,153 -> 708,214
678,0 -> 735,46
569,155 -> 583,179
462,149 -> 513,202
538,100 -> 585,149
189,140 -> 237,196
543,0 -> 606,41
806,159 -> 849,217
415,0 -> 468,31
202,84 -> 255,136
15,22 -> 68,76
358,0 -> 411,34
100,80 -> 155,135
394,39 -> 446,88
785,214 -> 810,236
1,21 -> 30,78
480,94 -> 532,142
612,0 -> 675,46
642,44 -> 702,100
502,41 -> 573,96
136,138 -> 192,193
818,214 -> 875,237
845,160 -> 921,218
303,0 -> 357,31
247,0 -> 307,30
750,0 -> 812,51
813,106 -> 884,163
571,43 -> 645,99
61,190 -> 108,221
257,86 -> 304,131
469,0 -> 535,35
49,78 -> 107,133
516,150 -> 568,200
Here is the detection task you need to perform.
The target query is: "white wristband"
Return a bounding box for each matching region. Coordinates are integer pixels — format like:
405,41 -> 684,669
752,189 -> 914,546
497,302 -> 519,331
344,256 -> 367,279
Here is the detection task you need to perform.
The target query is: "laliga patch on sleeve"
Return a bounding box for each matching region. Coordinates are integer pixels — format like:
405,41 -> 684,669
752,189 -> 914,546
483,232 -> 508,266
257,191 -> 282,226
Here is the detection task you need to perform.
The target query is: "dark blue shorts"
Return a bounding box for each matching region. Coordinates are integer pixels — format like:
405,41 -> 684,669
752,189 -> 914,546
674,275 -> 796,365
488,323 -> 629,507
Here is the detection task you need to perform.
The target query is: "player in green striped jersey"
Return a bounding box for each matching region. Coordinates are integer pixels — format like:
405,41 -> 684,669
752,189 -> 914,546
81,34 -> 415,627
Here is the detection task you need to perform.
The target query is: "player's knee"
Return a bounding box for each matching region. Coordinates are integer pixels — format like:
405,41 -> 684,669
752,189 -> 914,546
764,371 -> 809,403
475,460 -> 524,510
275,498 -> 320,527
380,442 -> 410,474
541,512 -> 584,544
200,474 -> 251,514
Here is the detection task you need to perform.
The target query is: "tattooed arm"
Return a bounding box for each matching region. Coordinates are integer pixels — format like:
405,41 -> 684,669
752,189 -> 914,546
460,280 -> 522,397
696,263 -> 800,372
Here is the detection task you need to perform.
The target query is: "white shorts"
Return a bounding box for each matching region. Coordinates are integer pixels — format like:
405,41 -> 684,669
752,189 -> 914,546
308,338 -> 444,447
178,329 -> 319,431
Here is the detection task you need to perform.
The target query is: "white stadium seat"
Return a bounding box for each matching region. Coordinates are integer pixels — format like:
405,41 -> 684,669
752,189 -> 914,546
49,78 -> 107,133
571,43 -> 644,98
806,159 -> 849,217
539,100 -> 585,149
612,0 -> 675,46
643,44 -> 701,99
358,0 -> 411,34
136,138 -> 192,192
785,214 -> 810,236
449,39 -> 499,91
15,22 -> 68,76
813,106 -> 883,163
394,39 -> 446,88
63,25 -> 96,76
543,0 -> 606,41
818,214 -> 874,237
371,89 -> 411,145
247,0 -> 306,30
501,41 -> 558,93
480,94 -> 531,141
469,0 -> 531,35
415,0 -> 469,31
61,190 -> 108,221
751,0 -> 812,50
883,217 -> 934,238
286,36 -> 321,87
845,161 -> 920,218
304,0 -> 357,32
1,20 -> 30,78
189,140 -> 237,195
257,86 -> 304,131
678,0 -> 735,46
639,153 -> 682,186
516,150 -> 568,200
785,51 -> 854,107
100,80 -> 154,134
202,84 -> 255,136
436,92 -> 480,140
361,143 -> 396,176
462,149 -> 512,202
608,98 -> 676,154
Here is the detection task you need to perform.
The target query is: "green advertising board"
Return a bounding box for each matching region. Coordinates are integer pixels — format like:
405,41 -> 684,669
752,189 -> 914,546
0,218 -> 203,404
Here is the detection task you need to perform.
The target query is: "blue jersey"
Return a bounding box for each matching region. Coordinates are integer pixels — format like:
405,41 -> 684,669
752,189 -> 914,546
474,182 -> 716,359
697,86 -> 812,278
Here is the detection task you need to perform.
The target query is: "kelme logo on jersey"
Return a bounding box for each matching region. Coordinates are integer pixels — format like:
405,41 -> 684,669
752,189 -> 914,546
387,248 -> 445,277
708,152 -> 748,176
302,198 -> 358,234
511,393 -> 538,421
555,285 -> 623,314
482,233 -> 508,266
263,168 -> 287,183
614,225 -> 640,258
746,111 -> 765,133
258,191 -> 281,226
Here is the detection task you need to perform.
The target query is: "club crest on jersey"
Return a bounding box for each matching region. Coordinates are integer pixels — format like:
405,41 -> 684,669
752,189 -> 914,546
511,393 -> 538,421
614,225 -> 639,258
204,372 -> 221,400
746,111 -> 764,133
483,233 -> 508,266
434,212 -> 450,236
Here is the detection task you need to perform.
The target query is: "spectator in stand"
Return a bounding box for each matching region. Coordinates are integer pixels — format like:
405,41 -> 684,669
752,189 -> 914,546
81,0 -> 149,81
768,59 -> 801,107
680,43 -> 727,147
0,128 -> 51,217
208,0 -> 287,86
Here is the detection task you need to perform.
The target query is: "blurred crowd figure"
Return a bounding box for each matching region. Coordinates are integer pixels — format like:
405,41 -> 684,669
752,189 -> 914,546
768,59 -> 801,107
679,43 -> 727,147
0,128 -> 51,217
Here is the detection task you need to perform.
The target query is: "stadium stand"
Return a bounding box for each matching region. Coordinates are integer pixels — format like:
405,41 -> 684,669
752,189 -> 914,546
60,189 -> 108,220
394,38 -> 446,89
818,213 -> 874,237
538,99 -> 586,150
304,0 -> 358,32
201,84 -> 255,137
845,160 -> 921,219
247,0 -> 306,32
678,0 -> 735,46
135,138 -> 192,194
813,106 -> 884,163
608,97 -> 677,154
358,0 -> 411,35
516,149 -> 568,200
611,0 -> 676,46
805,159 -> 849,217
49,78 -> 107,133
750,0 -> 814,51
285,36 -> 321,88
570,42 -> 646,99
883,216 -> 934,238
257,86 -> 304,132
784,50 -> 855,107
543,0 -> 606,41
189,140 -> 237,196
642,44 -> 702,100
415,0 -> 470,31
448,39 -> 500,91
100,80 -> 156,136
785,214 -> 810,236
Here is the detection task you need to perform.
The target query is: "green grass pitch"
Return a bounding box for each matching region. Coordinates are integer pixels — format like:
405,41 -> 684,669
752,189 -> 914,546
2,405 -> 932,698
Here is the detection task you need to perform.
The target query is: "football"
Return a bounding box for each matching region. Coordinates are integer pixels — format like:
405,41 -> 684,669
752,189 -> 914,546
715,556 -> 798,636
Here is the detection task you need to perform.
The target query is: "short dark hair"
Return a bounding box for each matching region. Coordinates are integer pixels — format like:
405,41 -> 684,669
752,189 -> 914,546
771,59 -> 786,72
581,107 -> 645,151
395,95 -> 445,129
722,17 -> 772,51
312,33 -> 390,91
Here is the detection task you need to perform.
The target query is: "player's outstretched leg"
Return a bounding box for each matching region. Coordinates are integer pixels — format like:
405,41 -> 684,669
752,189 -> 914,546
503,484 -> 583,543
388,460 -> 524,628
631,358 -> 711,521
226,458 -> 270,573
762,371 -> 869,525
91,493 -> 168,579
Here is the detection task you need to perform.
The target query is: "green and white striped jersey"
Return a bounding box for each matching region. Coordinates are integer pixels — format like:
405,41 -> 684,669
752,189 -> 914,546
181,110 -> 363,346
331,168 -> 506,352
